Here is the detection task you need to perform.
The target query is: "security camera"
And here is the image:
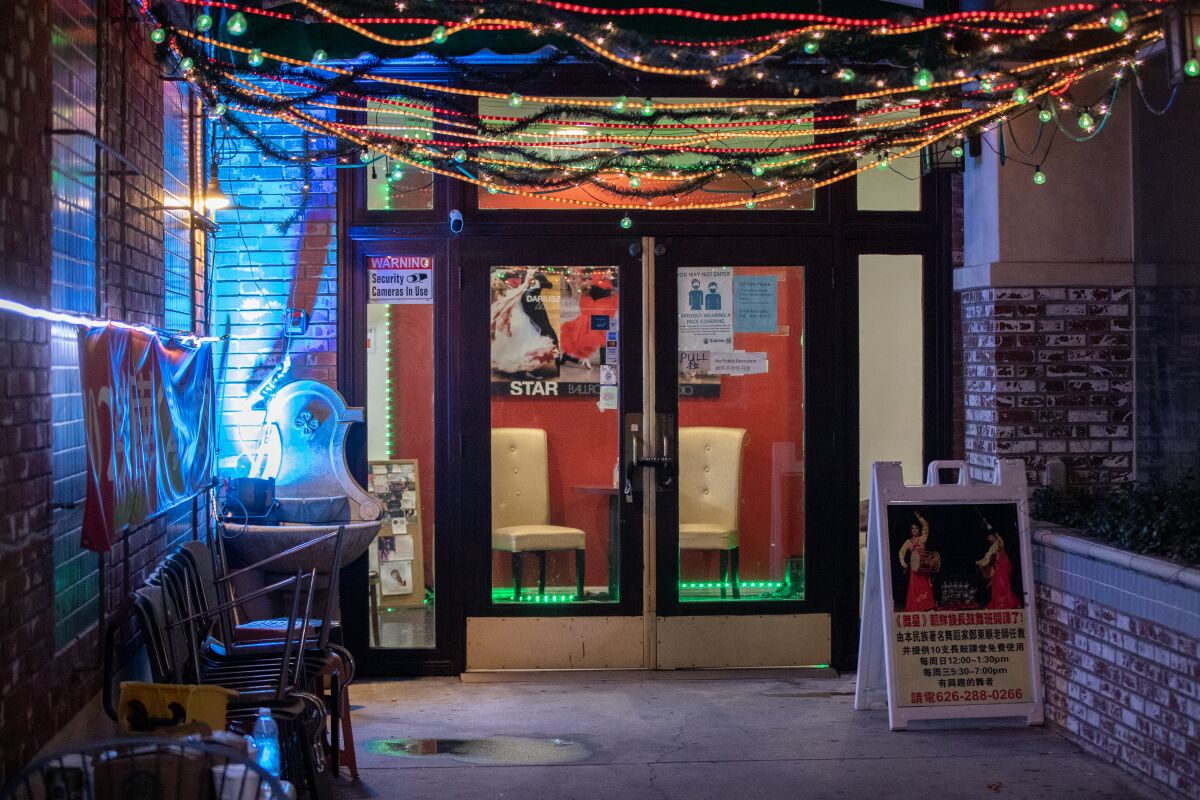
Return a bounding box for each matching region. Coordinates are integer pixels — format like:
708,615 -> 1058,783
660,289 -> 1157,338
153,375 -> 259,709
449,209 -> 464,233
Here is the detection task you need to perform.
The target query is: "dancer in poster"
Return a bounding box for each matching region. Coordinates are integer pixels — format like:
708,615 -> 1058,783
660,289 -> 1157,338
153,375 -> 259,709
490,268 -> 559,377
898,512 -> 935,612
560,270 -> 617,369
976,526 -> 1020,609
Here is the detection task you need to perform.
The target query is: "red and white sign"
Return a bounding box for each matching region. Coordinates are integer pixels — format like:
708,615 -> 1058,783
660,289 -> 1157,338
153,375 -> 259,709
368,255 -> 433,304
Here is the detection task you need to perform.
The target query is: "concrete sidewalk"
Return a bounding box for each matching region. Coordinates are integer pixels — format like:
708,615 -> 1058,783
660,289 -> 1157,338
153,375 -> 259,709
334,673 -> 1163,800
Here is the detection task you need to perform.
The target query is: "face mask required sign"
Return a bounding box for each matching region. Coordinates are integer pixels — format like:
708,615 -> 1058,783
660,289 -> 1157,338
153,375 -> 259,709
369,255 -> 433,304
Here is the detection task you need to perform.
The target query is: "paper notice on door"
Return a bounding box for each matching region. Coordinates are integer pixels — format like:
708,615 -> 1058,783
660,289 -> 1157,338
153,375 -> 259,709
709,351 -> 768,375
600,364 -> 618,385
678,267 -> 734,351
678,350 -> 711,376
598,385 -> 619,411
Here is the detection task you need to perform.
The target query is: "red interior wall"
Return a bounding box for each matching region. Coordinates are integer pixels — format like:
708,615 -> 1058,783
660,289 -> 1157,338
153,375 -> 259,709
490,398 -> 619,588
678,267 -> 806,583
388,303 -> 437,587
388,267 -> 805,594
489,266 -> 805,589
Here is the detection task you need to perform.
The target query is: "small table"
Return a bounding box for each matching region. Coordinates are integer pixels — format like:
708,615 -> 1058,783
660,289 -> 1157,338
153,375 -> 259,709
572,484 -> 621,599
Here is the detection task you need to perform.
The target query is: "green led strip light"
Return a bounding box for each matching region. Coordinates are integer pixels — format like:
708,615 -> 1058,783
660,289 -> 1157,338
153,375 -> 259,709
679,581 -> 784,590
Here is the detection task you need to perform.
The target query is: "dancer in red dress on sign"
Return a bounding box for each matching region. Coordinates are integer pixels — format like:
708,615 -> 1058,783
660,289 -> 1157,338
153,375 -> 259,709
898,512 -> 935,612
977,530 -> 1020,609
559,271 -> 617,368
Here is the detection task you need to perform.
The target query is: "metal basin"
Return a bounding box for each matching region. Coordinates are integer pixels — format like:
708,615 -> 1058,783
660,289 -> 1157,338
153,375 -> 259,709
222,519 -> 382,573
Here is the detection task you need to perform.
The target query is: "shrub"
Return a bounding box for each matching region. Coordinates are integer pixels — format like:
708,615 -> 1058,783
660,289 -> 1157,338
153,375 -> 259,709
1031,479 -> 1200,566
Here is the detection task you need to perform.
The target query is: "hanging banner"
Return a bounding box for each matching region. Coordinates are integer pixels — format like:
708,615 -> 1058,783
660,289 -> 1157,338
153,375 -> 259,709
368,255 -> 433,304
80,327 -> 215,552
855,460 -> 1043,730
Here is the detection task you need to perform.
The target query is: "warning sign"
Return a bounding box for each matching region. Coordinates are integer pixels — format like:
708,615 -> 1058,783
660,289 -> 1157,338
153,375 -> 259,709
368,255 -> 433,304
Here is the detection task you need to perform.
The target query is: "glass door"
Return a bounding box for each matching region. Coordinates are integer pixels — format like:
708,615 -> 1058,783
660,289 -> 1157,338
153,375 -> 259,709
459,235 -> 842,671
460,236 -> 647,670
649,237 -> 839,669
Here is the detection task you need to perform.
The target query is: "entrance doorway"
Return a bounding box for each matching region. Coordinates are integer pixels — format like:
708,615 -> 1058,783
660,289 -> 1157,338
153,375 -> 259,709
338,169 -> 951,675
456,235 -> 838,670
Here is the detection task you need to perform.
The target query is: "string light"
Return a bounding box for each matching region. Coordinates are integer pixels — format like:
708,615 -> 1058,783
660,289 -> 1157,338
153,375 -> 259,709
149,2 -> 1162,210
0,298 -> 219,345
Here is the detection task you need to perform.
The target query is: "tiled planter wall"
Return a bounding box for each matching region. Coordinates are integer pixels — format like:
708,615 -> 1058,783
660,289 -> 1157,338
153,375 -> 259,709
1034,525 -> 1199,800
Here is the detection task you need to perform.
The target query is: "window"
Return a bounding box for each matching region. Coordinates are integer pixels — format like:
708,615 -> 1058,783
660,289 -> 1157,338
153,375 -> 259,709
856,103 -> 922,211
676,266 -> 806,602
50,0 -> 99,649
476,98 -> 815,211
163,80 -> 197,332
364,101 -> 434,211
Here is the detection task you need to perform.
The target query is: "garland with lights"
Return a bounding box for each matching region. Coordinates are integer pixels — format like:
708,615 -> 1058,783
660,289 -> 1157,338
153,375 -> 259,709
138,0 -> 1186,212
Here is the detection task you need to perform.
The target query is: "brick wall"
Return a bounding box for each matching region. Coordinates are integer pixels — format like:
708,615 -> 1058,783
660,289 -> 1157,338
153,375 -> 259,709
1035,531 -> 1200,800
958,286 -> 1134,487
210,112 -> 338,474
0,0 -> 207,781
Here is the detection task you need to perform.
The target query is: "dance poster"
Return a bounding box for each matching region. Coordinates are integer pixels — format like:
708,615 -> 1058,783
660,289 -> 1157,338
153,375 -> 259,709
884,502 -> 1034,708
490,266 -> 619,397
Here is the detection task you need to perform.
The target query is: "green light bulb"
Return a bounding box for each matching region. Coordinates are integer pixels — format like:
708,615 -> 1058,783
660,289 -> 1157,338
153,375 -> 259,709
628,176 -> 641,188
1186,59 -> 1200,78
640,100 -> 654,117
432,25 -> 448,44
226,12 -> 248,36
1038,108 -> 1053,123
359,151 -> 373,163
1077,111 -> 1094,129
876,158 -> 889,170
248,48 -> 264,67
612,95 -> 627,112
745,200 -> 756,209
751,163 -> 766,177
453,149 -> 467,162
487,185 -> 499,194
150,27 -> 166,44
509,92 -> 523,107
1108,9 -> 1129,34
980,77 -> 993,93
838,68 -> 855,82
619,214 -> 633,229
951,145 -> 964,158
212,102 -> 227,117
914,68 -> 934,90
803,40 -> 819,55
1033,169 -> 1047,185
179,56 -> 194,71
312,49 -> 328,64
194,13 -> 212,32
1013,87 -> 1029,105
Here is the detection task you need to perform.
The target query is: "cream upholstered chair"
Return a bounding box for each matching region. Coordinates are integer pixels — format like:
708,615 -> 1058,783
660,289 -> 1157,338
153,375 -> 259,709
679,426 -> 747,599
492,428 -> 586,600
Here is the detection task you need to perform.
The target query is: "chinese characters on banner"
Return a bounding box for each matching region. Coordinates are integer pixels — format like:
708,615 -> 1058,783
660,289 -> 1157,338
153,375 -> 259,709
79,326 -> 214,552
